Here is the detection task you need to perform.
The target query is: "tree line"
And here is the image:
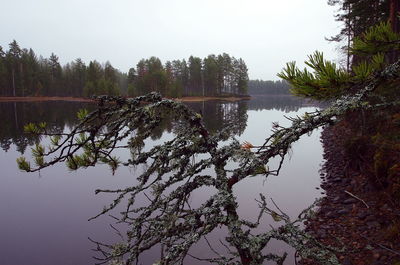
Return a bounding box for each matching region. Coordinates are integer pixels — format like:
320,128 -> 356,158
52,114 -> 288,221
0,41 -> 127,97
247,79 -> 291,95
0,41 -> 249,98
127,54 -> 248,97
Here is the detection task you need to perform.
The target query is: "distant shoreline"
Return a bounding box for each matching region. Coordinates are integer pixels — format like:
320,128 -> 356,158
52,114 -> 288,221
0,96 -> 94,102
172,95 -> 251,102
0,95 -> 252,103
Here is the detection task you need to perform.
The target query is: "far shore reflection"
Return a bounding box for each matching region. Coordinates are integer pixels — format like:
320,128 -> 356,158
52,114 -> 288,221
0,95 -> 323,265
0,95 -> 318,154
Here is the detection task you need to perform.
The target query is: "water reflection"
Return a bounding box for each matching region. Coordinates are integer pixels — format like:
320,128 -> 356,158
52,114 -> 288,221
185,100 -> 248,137
0,96 -> 315,153
248,95 -> 315,112
0,101 -> 95,153
0,96 -> 323,265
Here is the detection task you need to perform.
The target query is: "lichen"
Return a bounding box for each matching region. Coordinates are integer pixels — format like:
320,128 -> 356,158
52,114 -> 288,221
17,59 -> 400,264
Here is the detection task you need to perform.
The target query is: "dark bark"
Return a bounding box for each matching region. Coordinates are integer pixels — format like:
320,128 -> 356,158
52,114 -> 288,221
12,67 -> 15,96
389,0 -> 400,63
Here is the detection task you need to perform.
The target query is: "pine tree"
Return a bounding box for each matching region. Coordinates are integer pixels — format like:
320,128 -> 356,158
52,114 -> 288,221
48,53 -> 62,95
188,56 -> 202,96
7,40 -> 22,96
279,22 -> 400,100
203,55 -> 219,95
0,46 -> 6,95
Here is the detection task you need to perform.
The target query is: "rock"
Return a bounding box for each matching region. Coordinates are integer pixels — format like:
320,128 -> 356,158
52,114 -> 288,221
302,127 -> 399,265
321,183 -> 331,189
326,211 -> 336,218
357,211 -> 368,220
365,215 -> 376,222
332,177 -> 342,183
367,221 -> 380,229
320,224 -> 331,229
338,208 -> 350,215
332,195 -> 342,202
343,198 -> 357,204
342,258 -> 353,265
373,252 -> 381,259
341,178 -> 351,184
317,228 -> 326,235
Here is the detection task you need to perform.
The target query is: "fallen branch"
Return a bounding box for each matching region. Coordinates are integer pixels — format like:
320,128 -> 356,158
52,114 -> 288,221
344,190 -> 370,209
16,59 -> 400,264
360,235 -> 400,256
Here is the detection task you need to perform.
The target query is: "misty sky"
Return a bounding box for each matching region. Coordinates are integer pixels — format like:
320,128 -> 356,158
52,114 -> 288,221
1,0 -> 341,80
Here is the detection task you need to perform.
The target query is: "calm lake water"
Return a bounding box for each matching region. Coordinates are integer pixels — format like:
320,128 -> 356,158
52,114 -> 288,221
0,96 -> 324,265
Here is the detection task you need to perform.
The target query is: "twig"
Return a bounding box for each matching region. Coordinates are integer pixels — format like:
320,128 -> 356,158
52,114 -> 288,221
204,236 -> 222,258
219,239 -> 233,254
270,197 -> 290,220
109,224 -> 124,240
344,190 -> 369,208
376,243 -> 400,256
360,235 -> 400,256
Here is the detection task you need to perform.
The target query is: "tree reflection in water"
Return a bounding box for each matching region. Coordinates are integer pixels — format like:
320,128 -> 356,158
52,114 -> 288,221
0,100 -> 249,153
12,93 -> 341,264
0,96 -> 318,154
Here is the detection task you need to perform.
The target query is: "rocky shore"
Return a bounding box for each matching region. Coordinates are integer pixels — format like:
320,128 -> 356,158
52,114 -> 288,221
302,124 -> 400,265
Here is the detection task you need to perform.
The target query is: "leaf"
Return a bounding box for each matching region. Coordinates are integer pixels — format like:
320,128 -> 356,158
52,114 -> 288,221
50,135 -> 61,146
271,211 -> 283,222
66,157 -> 78,170
77,109 -> 89,120
252,164 -> 267,175
23,123 -> 38,134
241,141 -> 254,150
38,122 -> 47,129
31,144 -> 45,157
34,155 -> 45,167
17,157 -> 30,172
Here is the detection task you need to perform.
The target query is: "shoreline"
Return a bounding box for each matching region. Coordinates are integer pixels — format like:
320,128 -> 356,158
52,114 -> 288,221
302,124 -> 399,265
172,95 -> 251,102
0,95 -> 251,103
0,96 -> 95,102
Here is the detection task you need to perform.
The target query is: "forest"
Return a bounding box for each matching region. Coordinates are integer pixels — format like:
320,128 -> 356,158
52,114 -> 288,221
247,79 -> 291,95
0,42 -> 250,98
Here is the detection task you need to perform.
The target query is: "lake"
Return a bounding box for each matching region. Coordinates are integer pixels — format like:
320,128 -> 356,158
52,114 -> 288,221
0,96 -> 324,265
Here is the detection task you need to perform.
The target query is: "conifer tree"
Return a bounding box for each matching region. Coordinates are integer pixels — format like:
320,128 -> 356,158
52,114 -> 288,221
7,40 -> 22,96
278,22 -> 400,100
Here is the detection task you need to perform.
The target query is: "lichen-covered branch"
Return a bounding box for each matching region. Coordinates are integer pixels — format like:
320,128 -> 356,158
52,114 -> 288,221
17,60 -> 400,264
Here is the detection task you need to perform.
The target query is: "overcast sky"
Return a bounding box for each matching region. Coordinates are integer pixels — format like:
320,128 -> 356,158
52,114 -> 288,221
1,0 -> 341,80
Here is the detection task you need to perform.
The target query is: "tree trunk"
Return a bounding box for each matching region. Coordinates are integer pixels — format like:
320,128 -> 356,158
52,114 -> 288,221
13,102 -> 18,128
20,62 -> 24,96
389,0 -> 400,63
390,0 -> 400,33
12,67 -> 15,96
